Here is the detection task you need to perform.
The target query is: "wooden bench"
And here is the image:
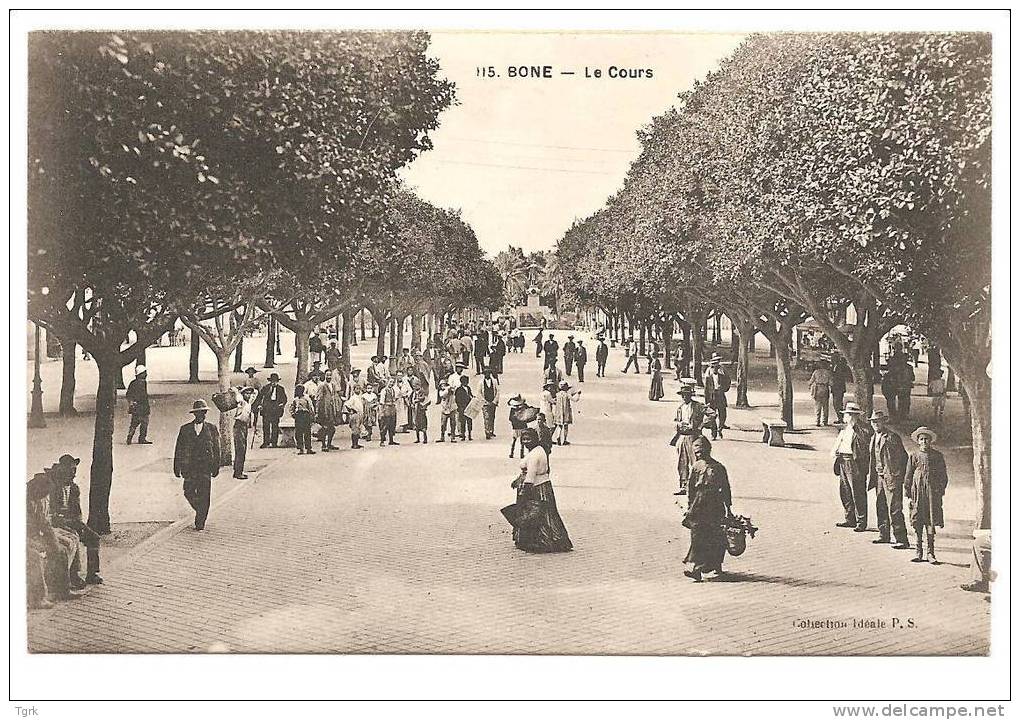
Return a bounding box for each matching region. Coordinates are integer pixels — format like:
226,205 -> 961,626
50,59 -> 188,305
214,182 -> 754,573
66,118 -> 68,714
760,418 -> 787,447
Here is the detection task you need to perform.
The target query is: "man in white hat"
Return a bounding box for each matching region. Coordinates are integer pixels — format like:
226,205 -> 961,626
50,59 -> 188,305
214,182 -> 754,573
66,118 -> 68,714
173,400 -> 221,530
831,401 -> 870,531
868,409 -> 910,549
672,380 -> 705,496
125,365 -> 152,444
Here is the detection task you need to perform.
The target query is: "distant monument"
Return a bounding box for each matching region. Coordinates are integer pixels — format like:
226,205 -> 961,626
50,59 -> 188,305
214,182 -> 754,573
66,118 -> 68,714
516,286 -> 550,327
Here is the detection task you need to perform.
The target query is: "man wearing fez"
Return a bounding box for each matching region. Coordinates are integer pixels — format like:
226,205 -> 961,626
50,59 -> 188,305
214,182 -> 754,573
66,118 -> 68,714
563,335 -> 577,376
254,372 -> 288,448
831,401 -> 871,532
174,400 -> 220,531
868,410 -> 910,549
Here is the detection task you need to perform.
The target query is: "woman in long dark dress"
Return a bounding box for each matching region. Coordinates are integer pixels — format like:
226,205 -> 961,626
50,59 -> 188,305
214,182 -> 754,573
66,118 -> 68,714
683,436 -> 731,581
648,352 -> 664,401
512,429 -> 572,553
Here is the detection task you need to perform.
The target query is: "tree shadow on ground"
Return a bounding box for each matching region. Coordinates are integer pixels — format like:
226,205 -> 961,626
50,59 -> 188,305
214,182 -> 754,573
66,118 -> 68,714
781,442 -> 816,451
707,571 -> 869,590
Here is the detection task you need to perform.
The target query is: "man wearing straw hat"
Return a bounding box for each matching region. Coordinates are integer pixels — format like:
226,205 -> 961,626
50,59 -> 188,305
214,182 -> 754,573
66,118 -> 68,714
867,409 -> 910,549
672,379 -> 705,496
831,401 -> 871,531
173,400 -> 221,531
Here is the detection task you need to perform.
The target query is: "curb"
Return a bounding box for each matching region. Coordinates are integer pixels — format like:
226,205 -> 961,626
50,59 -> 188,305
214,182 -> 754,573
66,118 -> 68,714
105,454 -> 283,572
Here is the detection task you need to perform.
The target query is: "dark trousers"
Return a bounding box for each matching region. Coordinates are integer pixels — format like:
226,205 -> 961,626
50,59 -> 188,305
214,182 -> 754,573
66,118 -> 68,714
457,408 -> 472,438
64,519 -> 101,576
379,413 -> 397,444
544,355 -> 557,371
897,390 -> 911,419
565,356 -> 574,375
474,354 -> 486,374
875,479 -> 908,543
127,411 -> 149,442
482,402 -> 496,437
623,354 -> 639,373
294,412 -> 313,451
576,362 -> 585,382
183,476 -> 212,529
262,412 -> 282,446
837,457 -> 868,529
596,360 -> 606,377
233,421 -> 248,477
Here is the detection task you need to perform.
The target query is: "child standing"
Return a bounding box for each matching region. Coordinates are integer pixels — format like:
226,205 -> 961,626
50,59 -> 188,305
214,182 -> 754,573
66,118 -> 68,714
928,369 -> 947,425
438,381 -> 458,443
455,375 -> 474,441
507,394 -> 528,459
554,380 -> 579,446
289,385 -> 316,455
412,381 -> 431,444
905,426 -> 950,564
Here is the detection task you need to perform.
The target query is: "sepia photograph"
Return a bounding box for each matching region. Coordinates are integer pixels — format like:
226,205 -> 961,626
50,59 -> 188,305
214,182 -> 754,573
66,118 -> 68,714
10,7 -> 1010,708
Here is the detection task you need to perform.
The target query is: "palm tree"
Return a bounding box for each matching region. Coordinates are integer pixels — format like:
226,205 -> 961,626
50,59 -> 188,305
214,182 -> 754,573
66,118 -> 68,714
539,251 -> 566,318
493,246 -> 529,306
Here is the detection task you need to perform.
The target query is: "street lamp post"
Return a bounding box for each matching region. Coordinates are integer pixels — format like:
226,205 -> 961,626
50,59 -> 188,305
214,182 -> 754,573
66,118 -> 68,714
29,323 -> 46,428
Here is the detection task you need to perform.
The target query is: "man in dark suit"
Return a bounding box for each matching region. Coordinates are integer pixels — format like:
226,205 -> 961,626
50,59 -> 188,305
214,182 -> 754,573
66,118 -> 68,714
253,373 -> 287,447
473,332 -> 489,375
174,400 -> 221,530
868,410 -> 910,549
563,335 -> 576,376
595,336 -> 609,377
543,333 -> 559,372
574,340 -> 587,382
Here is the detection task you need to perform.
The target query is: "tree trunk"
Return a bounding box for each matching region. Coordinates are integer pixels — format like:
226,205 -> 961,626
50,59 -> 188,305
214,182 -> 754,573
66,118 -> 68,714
395,315 -> 406,357
692,319 -> 705,385
87,356 -> 120,534
59,339 -> 78,416
233,333 -> 244,373
216,351 -> 233,467
638,321 -> 646,357
662,320 -> 673,370
373,312 -> 388,358
960,370 -> 991,530
927,345 -> 942,386
411,312 -> 423,352
359,310 -> 366,341
388,318 -> 397,357
189,327 -> 201,382
851,363 -> 875,418
734,317 -> 754,408
774,338 -> 794,429
264,318 -> 276,369
341,309 -> 354,373
729,322 -> 740,365
293,321 -> 312,384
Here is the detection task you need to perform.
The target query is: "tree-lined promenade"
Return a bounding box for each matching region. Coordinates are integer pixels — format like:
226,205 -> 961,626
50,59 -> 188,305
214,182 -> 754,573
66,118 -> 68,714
553,33 -> 991,531
28,31 -> 501,534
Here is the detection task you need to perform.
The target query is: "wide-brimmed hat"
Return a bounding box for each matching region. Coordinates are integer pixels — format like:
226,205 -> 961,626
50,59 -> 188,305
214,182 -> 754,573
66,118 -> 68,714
268,373 -> 281,382
189,399 -> 211,414
869,409 -> 890,423
911,426 -> 938,444
370,355 -> 380,363
842,401 -> 864,415
239,386 -> 256,397
543,380 -> 557,389
57,454 -> 80,467
568,334 -> 574,339
134,365 -> 147,376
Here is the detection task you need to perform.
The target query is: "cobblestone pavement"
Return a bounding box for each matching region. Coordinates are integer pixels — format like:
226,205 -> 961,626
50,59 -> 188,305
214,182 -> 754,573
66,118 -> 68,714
28,335 -> 990,655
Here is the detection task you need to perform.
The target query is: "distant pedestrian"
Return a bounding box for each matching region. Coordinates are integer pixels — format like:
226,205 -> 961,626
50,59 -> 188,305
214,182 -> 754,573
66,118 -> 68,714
575,340 -> 588,382
325,341 -> 342,373
928,369 -> 947,424
648,353 -> 664,401
595,336 -> 609,377
622,337 -> 640,374
563,335 -> 576,376
173,400 -> 220,531
831,354 -> 851,424
543,333 -> 559,371
411,381 -> 430,443
232,387 -> 256,479
254,373 -> 287,448
290,385 -> 316,455
808,356 -> 833,427
242,367 -> 264,393
437,381 -> 457,443
905,427 -> 949,564
672,380 -> 705,496
507,394 -> 529,459
554,381 -> 579,446
125,365 -> 152,444
455,375 -> 474,441
490,333 -> 506,377
343,391 -> 365,450
534,329 -> 544,358
479,367 -> 499,439
831,401 -> 870,532
378,377 -> 400,446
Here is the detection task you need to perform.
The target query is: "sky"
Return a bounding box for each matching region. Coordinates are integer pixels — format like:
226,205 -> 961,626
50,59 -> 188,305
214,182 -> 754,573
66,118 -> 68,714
399,31 -> 746,256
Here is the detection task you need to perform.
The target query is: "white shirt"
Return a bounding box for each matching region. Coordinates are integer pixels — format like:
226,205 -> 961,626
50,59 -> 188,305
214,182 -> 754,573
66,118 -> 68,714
193,421 -> 205,436
234,398 -> 253,425
833,425 -> 857,456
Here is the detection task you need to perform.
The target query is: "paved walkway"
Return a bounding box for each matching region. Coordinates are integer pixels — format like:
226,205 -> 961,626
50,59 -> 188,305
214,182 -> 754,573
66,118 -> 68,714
27,334 -> 989,654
